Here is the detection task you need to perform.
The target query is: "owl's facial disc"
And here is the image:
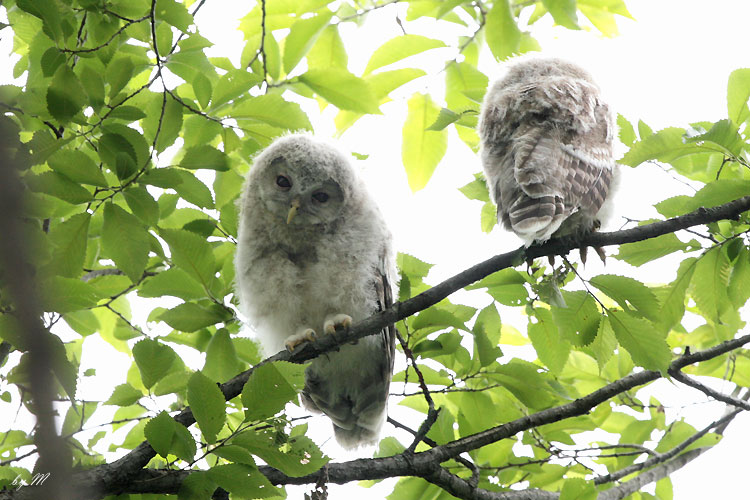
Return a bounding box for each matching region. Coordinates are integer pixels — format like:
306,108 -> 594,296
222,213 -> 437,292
260,156 -> 345,226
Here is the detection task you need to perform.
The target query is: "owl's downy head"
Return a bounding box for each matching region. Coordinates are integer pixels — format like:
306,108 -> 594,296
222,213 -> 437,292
249,134 -> 357,227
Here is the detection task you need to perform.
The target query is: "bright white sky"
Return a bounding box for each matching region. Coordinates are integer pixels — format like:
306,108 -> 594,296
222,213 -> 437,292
2,0 -> 749,498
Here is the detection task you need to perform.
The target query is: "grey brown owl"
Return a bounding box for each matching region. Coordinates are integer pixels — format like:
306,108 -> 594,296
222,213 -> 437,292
478,56 -> 618,247
234,134 -> 397,449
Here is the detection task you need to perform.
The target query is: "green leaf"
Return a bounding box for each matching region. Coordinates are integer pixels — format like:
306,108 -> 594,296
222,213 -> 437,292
180,145 -> 230,171
210,69 -> 262,110
299,68 -> 380,114
426,107 -> 461,131
283,10 -> 334,74
230,94 -> 312,131
207,464 -> 282,498
160,228 -> 216,288
241,362 -> 305,421
616,232 -> 690,266
609,311 -> 671,371
485,0 -> 521,60
138,267 -> 205,300
307,25 -> 347,70
17,0 -> 63,42
459,176 -> 490,202
102,203 -> 150,283
727,67 -> 750,124
123,186 -> 160,226
179,471 -> 217,500
98,133 -> 138,180
550,291 -> 600,346
155,0 -> 193,31
653,257 -> 696,332
364,34 -> 446,74
105,383 -> 144,406
106,56 -> 135,99
187,371 -> 226,444
203,328 -> 243,383
683,119 -> 745,157
47,64 -> 87,123
617,114 -> 636,146
560,477 -> 596,500
48,150 -> 108,187
591,317 -> 617,372
145,411 -> 196,461
528,308 -> 570,374
542,0 -> 580,29
155,95 -> 184,153
690,246 -> 731,322
402,93 -> 448,192
233,430 -> 328,477
621,127 -> 703,167
133,338 -> 177,389
589,274 -> 660,321
41,47 -> 65,77
46,213 -> 90,278
173,169 -> 215,208
192,73 -> 212,109
159,302 -> 231,332
39,276 -> 103,314
728,246 -> 750,309
473,304 -> 503,366
25,172 -> 93,204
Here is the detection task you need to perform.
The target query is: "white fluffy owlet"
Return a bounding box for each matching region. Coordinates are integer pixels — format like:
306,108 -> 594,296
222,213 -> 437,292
478,56 -> 618,246
234,134 -> 397,449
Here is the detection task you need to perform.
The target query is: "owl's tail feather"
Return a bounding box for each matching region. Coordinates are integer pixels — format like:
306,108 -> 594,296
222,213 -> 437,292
507,192 -> 565,245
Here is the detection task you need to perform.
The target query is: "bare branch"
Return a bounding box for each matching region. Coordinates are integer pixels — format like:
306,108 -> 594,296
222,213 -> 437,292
669,370 -> 750,411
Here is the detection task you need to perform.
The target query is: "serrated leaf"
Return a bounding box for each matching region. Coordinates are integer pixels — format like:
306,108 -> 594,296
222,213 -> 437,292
617,114 -> 636,146
473,304 -> 503,366
105,383 -> 144,406
591,317 -> 617,372
560,477 -> 596,500
485,0 -> 521,60
481,202 -> 497,233
211,69 -> 263,110
364,34 -> 446,74
459,177 -> 490,202
550,291 -> 600,346
690,246 -> 731,322
40,276 -> 104,314
204,328 -> 243,383
616,232 -> 690,266
155,0 -> 193,31
609,311 -> 671,371
299,68 -> 380,114
207,464 -> 281,498
589,274 -> 660,320
123,186 -> 160,226
138,267 -> 205,300
426,107 -> 461,131
528,308 -> 570,374
283,10 -> 333,74
192,73 -> 212,109
106,56 -> 135,99
621,127 -> 703,167
145,411 -> 196,461
187,371 -> 226,444
683,119 -> 745,157
542,0 -> 580,30
173,169 -> 214,208
47,65 -> 86,123
233,430 -> 328,477
727,67 -> 750,124
133,338 -> 177,389
230,93 -> 312,131
180,145 -> 230,171
179,471 -> 217,500
26,172 -> 93,204
307,25 -> 347,70
98,133 -> 138,180
159,302 -> 230,332
102,203 -> 150,283
160,228 -> 216,288
402,93 -> 447,191
108,105 -> 148,122
241,362 -> 305,421
46,213 -> 90,278
156,95 -> 184,153
48,150 -> 108,187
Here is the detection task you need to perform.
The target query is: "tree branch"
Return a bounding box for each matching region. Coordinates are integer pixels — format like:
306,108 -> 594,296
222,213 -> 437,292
669,369 -> 750,411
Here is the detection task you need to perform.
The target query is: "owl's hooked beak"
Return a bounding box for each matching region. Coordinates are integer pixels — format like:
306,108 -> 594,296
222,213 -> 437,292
286,198 -> 301,224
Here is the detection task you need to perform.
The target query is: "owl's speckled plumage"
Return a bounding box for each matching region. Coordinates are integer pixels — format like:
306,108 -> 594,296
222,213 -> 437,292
479,56 -> 618,245
234,134 -> 397,449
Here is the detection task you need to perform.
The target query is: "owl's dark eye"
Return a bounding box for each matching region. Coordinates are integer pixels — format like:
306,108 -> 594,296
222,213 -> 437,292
312,192 -> 329,203
276,175 -> 291,190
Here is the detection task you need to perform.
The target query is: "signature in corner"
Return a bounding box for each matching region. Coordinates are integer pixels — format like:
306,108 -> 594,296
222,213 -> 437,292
12,473 -> 51,490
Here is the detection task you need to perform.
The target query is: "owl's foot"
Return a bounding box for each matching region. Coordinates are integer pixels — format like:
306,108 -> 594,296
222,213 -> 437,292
579,246 -> 607,265
324,313 -> 352,336
285,327 -> 317,352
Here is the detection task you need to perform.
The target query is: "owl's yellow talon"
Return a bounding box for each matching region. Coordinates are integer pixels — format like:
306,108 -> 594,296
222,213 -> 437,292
285,328 -> 317,351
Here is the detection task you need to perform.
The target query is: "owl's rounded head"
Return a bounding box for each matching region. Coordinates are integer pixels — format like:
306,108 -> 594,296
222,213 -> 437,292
249,134 -> 357,226
500,55 -> 596,88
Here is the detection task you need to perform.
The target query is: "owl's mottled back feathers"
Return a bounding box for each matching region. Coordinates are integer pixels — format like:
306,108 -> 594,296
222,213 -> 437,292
479,57 -> 617,245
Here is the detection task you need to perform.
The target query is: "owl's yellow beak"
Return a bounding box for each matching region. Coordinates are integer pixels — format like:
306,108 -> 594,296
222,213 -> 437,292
286,198 -> 301,224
